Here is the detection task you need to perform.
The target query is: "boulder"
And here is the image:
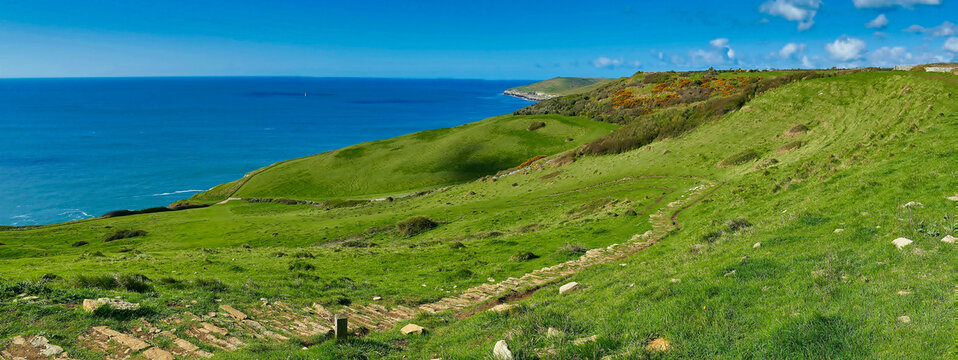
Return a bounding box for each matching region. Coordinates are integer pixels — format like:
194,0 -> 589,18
493,340 -> 513,360
489,304 -> 515,313
1,335 -> 68,359
645,337 -> 671,351
559,281 -> 579,294
892,237 -> 913,249
753,242 -> 761,248
401,323 -> 425,335
143,347 -> 175,360
941,235 -> 955,244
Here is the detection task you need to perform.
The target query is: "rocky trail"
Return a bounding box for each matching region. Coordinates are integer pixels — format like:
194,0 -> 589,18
3,176 -> 717,360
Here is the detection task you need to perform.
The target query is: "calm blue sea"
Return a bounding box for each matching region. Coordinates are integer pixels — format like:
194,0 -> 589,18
0,77 -> 534,225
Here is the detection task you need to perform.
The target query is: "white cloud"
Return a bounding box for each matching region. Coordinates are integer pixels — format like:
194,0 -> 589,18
592,56 -> 640,69
690,49 -> 725,64
759,0 -> 821,31
867,46 -> 912,66
866,14 -> 889,29
826,36 -> 867,61
853,0 -> 940,9
727,48 -> 736,59
710,38 -> 729,48
778,42 -> 807,58
801,56 -> 814,68
904,21 -> 957,37
945,37 -> 958,52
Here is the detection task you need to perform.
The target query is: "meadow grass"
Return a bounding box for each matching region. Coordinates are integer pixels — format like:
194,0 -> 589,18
0,70 -> 954,359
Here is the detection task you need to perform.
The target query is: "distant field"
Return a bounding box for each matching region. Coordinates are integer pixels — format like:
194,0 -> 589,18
505,77 -> 613,97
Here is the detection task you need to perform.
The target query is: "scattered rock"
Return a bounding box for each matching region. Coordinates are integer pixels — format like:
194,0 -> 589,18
897,315 -> 911,323
941,235 -> 955,243
741,105 -> 752,111
784,124 -> 809,136
487,277 -> 496,283
489,304 -> 515,313
82,298 -> 140,312
670,278 -> 681,283
897,290 -> 911,295
645,337 -> 671,352
572,335 -> 598,345
947,194 -> 958,201
546,327 -> 562,338
1,335 -> 68,359
724,270 -> 736,277
661,149 -> 670,155
400,323 -> 425,335
901,201 -> 923,208
892,237 -> 913,249
493,340 -> 513,360
372,296 -> 382,301
559,281 -> 579,294
143,347 -> 175,360
753,242 -> 761,248
219,305 -> 247,320
834,228 -> 844,233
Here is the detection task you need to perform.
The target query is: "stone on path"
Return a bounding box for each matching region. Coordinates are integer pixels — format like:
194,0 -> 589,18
493,340 -> 513,360
645,337 -> 671,351
1,335 -> 69,359
897,315 -> 911,323
400,323 -> 425,335
901,201 -> 923,208
559,281 -> 579,294
82,298 -> 139,312
892,237 -> 913,249
143,347 -> 175,360
489,304 -> 515,313
219,305 -> 248,320
942,235 -> 956,243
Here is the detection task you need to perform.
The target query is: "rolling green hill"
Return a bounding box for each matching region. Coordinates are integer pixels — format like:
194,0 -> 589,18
504,77 -> 612,100
184,114 -> 617,204
0,69 -> 954,360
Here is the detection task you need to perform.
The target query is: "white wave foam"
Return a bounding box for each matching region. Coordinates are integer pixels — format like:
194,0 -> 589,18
151,189 -> 205,196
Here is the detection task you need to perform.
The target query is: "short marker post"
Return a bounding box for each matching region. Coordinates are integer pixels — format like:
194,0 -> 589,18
334,314 -> 348,340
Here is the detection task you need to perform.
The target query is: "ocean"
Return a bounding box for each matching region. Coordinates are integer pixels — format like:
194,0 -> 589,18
0,77 -> 534,225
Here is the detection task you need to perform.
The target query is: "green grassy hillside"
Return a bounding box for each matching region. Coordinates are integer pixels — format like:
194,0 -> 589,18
185,114 -> 617,203
505,77 -> 613,97
0,70 -> 954,359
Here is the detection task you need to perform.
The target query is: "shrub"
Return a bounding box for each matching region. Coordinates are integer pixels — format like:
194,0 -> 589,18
556,243 -> 587,257
289,260 -> 316,271
395,216 -> 438,236
510,251 -> 539,262
449,241 -> 466,249
718,149 -> 759,167
71,241 -> 89,247
527,121 -> 546,131
727,218 -> 752,231
74,273 -> 152,293
102,229 -> 147,242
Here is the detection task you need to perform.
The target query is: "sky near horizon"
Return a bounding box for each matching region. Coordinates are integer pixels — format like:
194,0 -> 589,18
0,0 -> 955,79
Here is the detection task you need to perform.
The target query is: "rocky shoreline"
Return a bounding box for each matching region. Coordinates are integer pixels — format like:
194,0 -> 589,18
503,89 -> 558,101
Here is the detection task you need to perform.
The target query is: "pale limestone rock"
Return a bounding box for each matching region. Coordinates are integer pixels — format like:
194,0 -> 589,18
489,304 -> 515,313
892,237 -> 913,249
143,347 -> 175,360
572,335 -> 598,345
897,315 -> 911,323
401,323 -> 425,335
559,281 -> 579,294
646,337 -> 671,351
493,340 -> 513,360
941,235 -> 955,243
219,305 -> 247,320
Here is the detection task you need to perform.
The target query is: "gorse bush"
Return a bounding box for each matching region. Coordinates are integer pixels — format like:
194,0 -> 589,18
102,229 -> 147,242
395,216 -> 438,236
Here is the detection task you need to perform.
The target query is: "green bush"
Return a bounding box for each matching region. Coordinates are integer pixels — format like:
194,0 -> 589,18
102,229 -> 147,242
510,251 -> 539,262
395,216 -> 438,236
719,149 -> 760,167
289,260 -> 316,271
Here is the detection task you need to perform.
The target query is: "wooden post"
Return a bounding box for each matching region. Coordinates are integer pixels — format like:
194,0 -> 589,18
334,314 -> 348,340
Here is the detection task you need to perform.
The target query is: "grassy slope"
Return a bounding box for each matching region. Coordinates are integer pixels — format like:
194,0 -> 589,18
186,114 -> 616,203
506,77 -> 613,96
0,70 -> 954,359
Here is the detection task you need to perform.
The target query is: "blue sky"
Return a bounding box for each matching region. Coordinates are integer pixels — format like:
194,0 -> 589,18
0,0 -> 955,79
